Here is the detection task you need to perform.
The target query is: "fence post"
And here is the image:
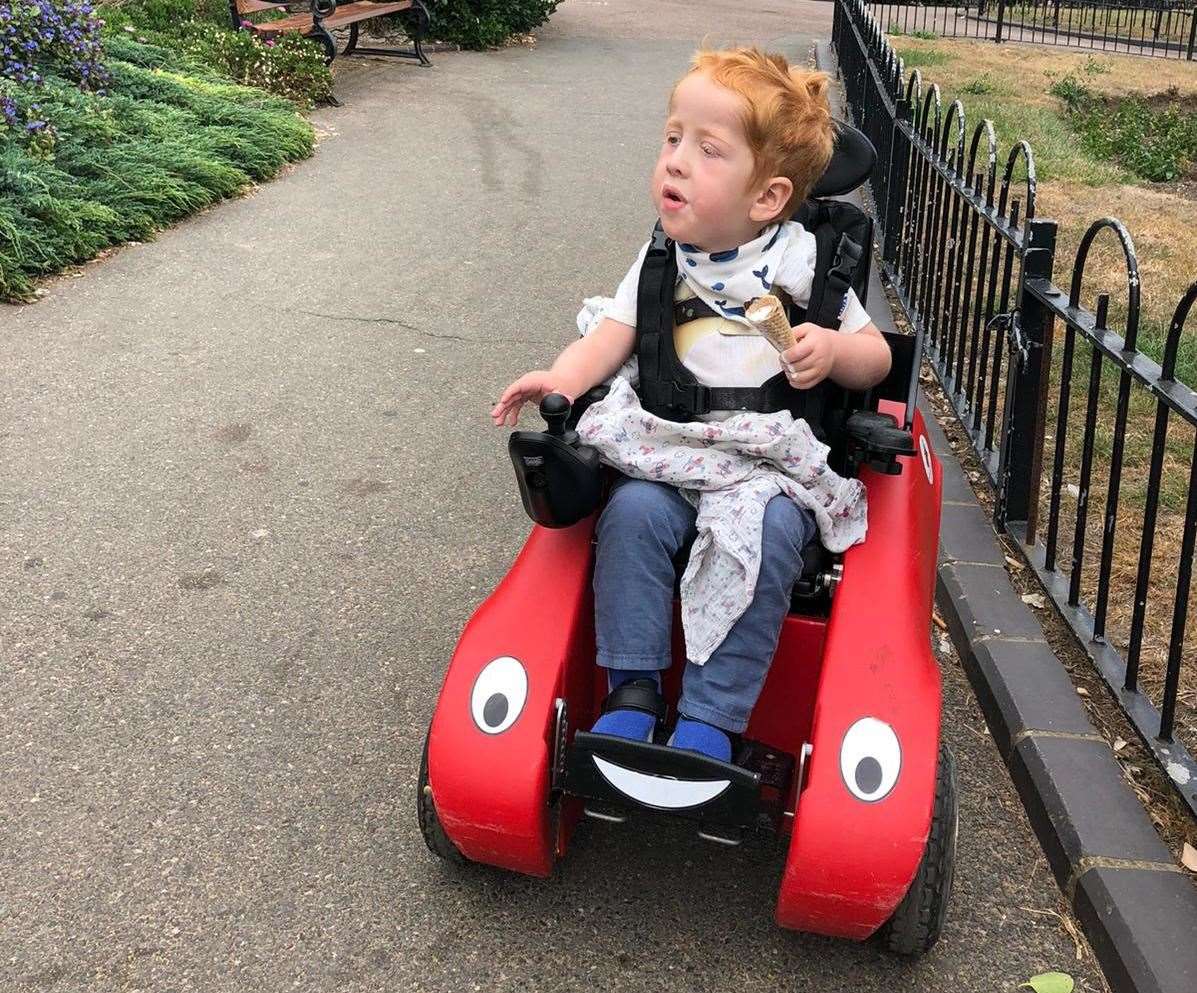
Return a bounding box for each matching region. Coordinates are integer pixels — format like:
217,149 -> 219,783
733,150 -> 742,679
1188,6 -> 1197,60
882,98 -> 913,267
995,218 -> 1057,533
995,0 -> 1008,43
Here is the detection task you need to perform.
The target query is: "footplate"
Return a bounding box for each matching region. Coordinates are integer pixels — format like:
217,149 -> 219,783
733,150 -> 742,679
563,732 -> 794,833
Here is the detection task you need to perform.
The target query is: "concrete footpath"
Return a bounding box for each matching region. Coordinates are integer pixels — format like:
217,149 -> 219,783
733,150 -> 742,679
1,1 -> 1109,990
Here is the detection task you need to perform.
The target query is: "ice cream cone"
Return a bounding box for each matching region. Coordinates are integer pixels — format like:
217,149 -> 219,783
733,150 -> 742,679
746,295 -> 795,353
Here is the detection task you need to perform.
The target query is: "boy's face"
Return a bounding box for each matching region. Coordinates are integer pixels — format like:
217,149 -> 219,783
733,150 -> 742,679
653,72 -> 781,252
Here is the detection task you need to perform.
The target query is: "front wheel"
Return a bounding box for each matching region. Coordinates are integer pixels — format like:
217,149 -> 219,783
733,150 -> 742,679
417,733 -> 467,864
879,741 -> 957,956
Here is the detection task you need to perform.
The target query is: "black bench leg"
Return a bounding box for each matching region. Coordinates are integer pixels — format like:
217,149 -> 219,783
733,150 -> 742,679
410,0 -> 432,67
343,21 -> 360,56
344,0 -> 432,66
310,22 -> 337,63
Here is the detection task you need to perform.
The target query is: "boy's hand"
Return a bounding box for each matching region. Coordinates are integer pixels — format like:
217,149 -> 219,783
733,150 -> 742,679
491,370 -> 572,428
780,323 -> 837,389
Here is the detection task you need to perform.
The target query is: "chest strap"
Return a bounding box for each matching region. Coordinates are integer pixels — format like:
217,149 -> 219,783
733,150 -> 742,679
673,289 -> 805,331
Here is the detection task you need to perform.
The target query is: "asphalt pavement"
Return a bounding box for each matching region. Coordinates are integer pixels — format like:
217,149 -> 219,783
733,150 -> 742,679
2,2 -> 1110,990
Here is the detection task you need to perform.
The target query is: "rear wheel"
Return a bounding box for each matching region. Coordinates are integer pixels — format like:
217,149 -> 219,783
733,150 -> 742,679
880,742 -> 957,956
417,733 -> 466,864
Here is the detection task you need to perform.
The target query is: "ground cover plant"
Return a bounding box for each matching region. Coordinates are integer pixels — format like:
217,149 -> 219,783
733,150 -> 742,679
1,2 -> 315,302
888,37 -> 1197,758
98,0 -> 333,104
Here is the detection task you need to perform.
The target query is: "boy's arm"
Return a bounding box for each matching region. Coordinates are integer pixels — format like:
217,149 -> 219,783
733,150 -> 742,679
828,321 -> 892,391
491,317 -> 636,427
547,317 -> 637,398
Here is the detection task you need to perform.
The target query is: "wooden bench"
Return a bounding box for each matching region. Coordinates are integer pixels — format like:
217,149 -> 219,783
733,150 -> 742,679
228,0 -> 431,66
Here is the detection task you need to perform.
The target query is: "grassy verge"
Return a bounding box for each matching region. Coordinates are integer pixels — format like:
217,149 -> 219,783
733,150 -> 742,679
891,39 -> 1197,380
1,11 -> 320,302
888,37 -> 1197,757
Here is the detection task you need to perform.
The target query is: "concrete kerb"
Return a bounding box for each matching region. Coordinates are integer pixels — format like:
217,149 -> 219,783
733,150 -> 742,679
815,39 -> 1197,993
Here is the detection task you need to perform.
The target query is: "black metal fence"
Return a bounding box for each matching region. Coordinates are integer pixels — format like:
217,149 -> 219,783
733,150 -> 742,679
833,0 -> 1197,818
873,0 -> 1197,60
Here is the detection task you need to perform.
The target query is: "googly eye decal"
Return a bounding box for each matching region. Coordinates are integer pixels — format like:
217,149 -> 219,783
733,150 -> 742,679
919,434 -> 934,486
470,656 -> 528,735
840,717 -> 901,802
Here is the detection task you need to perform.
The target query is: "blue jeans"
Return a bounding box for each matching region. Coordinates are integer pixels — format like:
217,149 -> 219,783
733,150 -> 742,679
593,478 -> 817,733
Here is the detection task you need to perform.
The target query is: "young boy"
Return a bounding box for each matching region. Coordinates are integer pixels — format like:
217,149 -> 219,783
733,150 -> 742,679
491,47 -> 892,762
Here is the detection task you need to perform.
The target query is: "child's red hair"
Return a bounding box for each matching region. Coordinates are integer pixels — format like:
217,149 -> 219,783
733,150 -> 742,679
679,47 -> 835,213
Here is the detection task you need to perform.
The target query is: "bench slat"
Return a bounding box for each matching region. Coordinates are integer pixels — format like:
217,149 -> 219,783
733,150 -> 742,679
249,0 -> 413,32
235,0 -> 284,13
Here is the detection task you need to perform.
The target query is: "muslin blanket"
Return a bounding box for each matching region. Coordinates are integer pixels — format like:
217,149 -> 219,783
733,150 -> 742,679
575,377 -> 867,664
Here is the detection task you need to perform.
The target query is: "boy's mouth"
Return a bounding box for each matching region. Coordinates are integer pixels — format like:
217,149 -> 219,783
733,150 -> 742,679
661,185 -> 687,210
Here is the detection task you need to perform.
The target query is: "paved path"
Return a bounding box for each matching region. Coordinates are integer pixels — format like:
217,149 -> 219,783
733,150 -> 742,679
2,2 -> 1108,990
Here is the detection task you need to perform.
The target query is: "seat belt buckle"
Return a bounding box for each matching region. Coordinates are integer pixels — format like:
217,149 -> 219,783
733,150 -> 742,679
670,382 -> 709,415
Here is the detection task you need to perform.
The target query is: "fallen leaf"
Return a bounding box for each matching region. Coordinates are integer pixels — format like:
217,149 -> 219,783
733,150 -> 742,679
1020,973 -> 1074,993
932,611 -> 948,631
1021,592 -> 1047,609
1113,738 -> 1128,752
1005,555 -> 1026,571
1182,842 -> 1197,872
1076,686 -> 1090,697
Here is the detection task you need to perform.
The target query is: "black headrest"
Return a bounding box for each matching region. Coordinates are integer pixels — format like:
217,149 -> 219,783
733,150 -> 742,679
810,120 -> 876,198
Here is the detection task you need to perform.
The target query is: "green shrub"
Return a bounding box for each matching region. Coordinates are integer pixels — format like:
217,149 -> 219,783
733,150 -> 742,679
0,60 -> 313,300
98,0 -> 229,33
100,0 -> 332,105
420,0 -> 561,48
1051,75 -> 1197,183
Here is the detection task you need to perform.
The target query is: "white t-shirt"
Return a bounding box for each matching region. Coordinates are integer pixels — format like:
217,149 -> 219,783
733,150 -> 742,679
605,221 -> 871,391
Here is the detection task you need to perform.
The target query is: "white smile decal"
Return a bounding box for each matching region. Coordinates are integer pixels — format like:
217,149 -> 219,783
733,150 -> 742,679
592,755 -> 731,809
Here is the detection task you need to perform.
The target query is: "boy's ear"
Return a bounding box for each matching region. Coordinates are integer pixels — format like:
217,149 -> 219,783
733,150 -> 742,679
749,176 -> 794,224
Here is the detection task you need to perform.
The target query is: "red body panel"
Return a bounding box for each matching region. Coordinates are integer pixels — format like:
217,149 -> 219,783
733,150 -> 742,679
774,402 -> 943,937
427,518 -> 598,876
428,398 -> 944,940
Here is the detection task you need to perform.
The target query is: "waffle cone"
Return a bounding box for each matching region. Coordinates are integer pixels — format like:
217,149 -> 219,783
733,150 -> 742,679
746,295 -> 795,353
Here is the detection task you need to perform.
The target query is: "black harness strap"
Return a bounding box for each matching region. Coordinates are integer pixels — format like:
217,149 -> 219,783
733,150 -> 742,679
635,221 -> 674,416
633,211 -> 863,433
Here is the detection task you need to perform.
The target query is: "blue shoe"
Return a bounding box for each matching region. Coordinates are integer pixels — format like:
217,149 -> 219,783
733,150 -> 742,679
590,674 -> 664,743
668,716 -> 732,763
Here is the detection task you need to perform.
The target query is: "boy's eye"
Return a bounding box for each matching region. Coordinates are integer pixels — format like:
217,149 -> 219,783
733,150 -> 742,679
665,133 -> 680,146
701,143 -> 719,157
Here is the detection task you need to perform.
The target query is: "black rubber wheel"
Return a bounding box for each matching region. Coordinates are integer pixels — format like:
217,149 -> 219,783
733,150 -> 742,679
417,733 -> 467,864
879,741 -> 958,957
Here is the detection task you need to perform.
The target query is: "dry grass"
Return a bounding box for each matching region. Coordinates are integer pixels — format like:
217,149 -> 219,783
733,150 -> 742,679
891,37 -> 1197,102
998,3 -> 1195,45
890,39 -> 1197,352
885,38 -> 1197,765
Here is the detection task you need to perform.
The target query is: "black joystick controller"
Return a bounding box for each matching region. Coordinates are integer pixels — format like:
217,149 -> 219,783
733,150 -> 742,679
539,393 -> 577,446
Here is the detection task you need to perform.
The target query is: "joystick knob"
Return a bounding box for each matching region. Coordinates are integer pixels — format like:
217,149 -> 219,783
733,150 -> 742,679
539,393 -> 571,438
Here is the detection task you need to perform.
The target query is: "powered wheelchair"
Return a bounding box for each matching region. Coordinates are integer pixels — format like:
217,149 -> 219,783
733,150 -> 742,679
416,122 -> 956,957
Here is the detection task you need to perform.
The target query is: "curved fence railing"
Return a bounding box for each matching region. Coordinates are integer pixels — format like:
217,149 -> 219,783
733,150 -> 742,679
871,0 -> 1197,61
834,0 -> 1197,820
